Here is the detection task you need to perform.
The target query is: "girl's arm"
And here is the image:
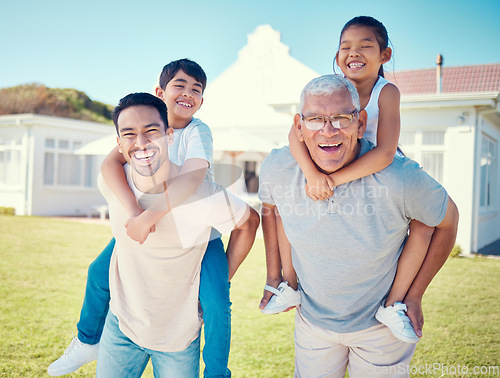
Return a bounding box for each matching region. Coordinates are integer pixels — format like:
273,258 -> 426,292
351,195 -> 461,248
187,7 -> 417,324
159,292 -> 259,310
101,146 -> 143,217
126,158 -> 209,244
330,84 -> 401,186
259,203 -> 283,309
289,127 -> 334,201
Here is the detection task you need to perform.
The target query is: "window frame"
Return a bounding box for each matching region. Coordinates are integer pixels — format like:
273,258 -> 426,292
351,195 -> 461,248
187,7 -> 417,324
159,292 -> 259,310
43,138 -> 96,189
479,132 -> 497,211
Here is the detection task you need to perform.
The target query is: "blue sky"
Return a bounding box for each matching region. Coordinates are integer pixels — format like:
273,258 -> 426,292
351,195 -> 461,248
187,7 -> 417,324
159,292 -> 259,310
1,0 -> 499,106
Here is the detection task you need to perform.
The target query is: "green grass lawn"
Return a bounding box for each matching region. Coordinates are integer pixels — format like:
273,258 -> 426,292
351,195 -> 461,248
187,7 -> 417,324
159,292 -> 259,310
0,216 -> 499,377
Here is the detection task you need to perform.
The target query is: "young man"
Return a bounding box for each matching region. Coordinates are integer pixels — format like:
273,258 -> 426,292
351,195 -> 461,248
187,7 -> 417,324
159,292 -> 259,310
97,92 -> 258,375
48,60 -> 243,377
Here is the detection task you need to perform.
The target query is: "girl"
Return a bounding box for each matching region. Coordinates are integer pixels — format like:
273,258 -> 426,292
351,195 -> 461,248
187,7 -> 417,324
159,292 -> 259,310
260,16 -> 434,344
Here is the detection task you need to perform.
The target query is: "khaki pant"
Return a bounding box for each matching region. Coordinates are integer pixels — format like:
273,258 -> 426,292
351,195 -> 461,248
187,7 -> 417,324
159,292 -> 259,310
294,308 -> 416,378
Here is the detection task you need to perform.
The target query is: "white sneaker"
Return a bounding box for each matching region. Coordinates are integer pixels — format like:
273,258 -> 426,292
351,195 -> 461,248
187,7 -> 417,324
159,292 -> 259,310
375,302 -> 420,344
47,337 -> 99,376
261,282 -> 301,315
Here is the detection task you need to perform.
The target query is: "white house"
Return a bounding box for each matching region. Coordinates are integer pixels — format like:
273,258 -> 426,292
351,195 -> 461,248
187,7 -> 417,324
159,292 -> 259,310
386,63 -> 500,255
198,24 -> 319,145
199,26 -> 500,255
0,114 -> 113,216
1,25 -> 498,255
196,25 -> 319,200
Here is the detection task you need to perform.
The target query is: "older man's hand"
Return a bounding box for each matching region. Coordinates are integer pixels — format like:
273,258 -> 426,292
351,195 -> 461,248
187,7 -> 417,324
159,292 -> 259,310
404,295 -> 424,339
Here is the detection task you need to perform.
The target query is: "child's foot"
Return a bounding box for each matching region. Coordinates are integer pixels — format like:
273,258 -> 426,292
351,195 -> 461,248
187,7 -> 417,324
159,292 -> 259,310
375,302 -> 420,344
47,336 -> 99,376
260,281 -> 301,315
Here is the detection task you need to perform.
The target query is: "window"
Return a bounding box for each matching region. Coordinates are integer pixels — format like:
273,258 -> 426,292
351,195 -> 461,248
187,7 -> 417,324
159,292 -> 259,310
399,131 -> 415,160
480,134 -> 497,209
58,153 -> 82,186
43,138 -> 96,188
421,152 -> 444,183
44,152 -> 55,185
422,131 -> 445,145
400,130 -> 446,184
0,138 -> 23,186
399,131 -> 415,147
58,140 -> 70,149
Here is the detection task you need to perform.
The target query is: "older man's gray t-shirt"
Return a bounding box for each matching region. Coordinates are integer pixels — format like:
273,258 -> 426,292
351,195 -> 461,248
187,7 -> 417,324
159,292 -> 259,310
258,138 -> 448,333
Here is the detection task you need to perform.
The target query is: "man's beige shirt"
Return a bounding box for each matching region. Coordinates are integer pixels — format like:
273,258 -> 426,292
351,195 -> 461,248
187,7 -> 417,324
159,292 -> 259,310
99,164 -> 247,352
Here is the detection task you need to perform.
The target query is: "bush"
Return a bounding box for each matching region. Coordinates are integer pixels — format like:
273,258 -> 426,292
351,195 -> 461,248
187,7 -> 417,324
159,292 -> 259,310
449,244 -> 462,258
0,207 -> 15,216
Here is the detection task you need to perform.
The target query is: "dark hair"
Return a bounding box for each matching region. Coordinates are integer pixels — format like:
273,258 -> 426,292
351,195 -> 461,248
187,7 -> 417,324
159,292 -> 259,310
338,16 -> 390,78
158,58 -> 207,92
112,92 -> 169,134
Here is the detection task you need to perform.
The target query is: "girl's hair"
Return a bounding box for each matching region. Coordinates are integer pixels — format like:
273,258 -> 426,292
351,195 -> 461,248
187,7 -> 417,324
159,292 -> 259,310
338,16 -> 390,78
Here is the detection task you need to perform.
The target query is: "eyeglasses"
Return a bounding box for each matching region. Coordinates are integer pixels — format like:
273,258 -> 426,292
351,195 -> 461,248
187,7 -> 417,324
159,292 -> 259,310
300,110 -> 359,131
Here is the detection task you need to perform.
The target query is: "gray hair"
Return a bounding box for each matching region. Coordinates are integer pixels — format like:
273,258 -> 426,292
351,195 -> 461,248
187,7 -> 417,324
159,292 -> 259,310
299,74 -> 360,112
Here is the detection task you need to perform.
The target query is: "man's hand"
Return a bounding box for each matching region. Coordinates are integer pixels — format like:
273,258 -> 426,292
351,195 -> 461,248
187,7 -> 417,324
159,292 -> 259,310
124,215 -> 156,244
305,172 -> 334,201
404,295 -> 424,338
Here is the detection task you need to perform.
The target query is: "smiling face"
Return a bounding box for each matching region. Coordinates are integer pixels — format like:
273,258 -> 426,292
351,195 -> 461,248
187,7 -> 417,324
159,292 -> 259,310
117,105 -> 173,188
336,25 -> 391,84
295,90 -> 367,174
155,70 -> 204,128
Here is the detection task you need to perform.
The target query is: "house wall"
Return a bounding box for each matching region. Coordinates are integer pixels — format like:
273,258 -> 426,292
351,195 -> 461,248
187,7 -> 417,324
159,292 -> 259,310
446,120 -> 476,254
0,126 -> 28,214
214,101 -> 499,255
400,106 -> 477,254
29,124 -> 108,216
0,115 -> 112,216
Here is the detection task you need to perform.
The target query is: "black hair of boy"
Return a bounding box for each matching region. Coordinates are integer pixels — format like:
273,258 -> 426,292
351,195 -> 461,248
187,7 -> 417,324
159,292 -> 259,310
159,58 -> 207,93
112,92 -> 169,134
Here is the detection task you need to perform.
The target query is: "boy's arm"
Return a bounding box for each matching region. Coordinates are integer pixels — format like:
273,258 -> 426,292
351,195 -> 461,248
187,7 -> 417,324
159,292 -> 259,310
259,202 -> 283,309
289,127 -> 333,200
329,84 -> 400,186
126,158 -> 209,244
101,146 -> 143,217
128,120 -> 213,244
225,205 -> 260,281
404,197 -> 459,337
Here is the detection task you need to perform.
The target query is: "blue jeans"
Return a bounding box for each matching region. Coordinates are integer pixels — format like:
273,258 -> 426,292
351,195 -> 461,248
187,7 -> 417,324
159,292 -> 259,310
77,237 -> 231,378
97,311 -> 200,377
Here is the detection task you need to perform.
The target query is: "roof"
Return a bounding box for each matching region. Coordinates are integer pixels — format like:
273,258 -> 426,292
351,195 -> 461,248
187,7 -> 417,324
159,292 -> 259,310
385,63 -> 500,95
0,113 -> 113,133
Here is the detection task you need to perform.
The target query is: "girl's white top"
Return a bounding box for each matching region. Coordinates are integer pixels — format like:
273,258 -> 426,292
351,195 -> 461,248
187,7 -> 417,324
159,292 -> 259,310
362,76 -> 390,146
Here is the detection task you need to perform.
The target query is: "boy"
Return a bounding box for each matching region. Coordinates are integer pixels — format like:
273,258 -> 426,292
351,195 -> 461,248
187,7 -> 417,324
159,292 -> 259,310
48,59 -> 239,377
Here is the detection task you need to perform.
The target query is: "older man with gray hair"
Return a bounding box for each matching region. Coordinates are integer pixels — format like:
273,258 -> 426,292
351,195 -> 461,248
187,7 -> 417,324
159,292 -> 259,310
258,74 -> 458,377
